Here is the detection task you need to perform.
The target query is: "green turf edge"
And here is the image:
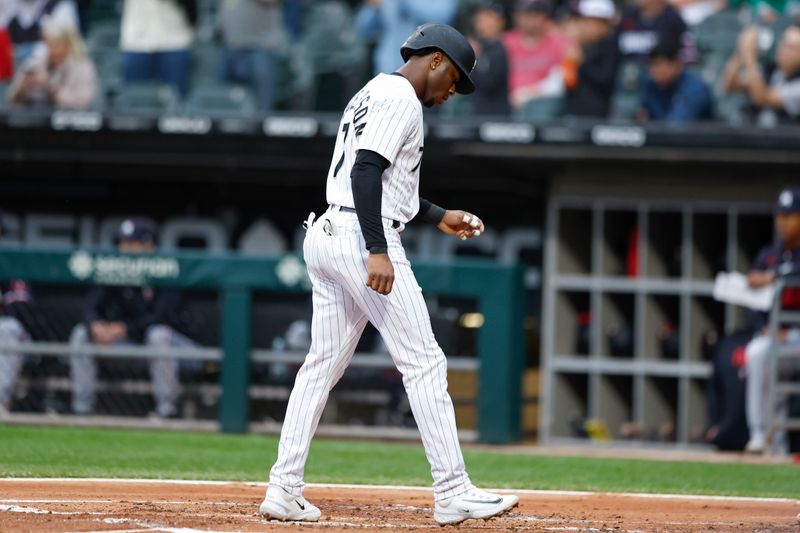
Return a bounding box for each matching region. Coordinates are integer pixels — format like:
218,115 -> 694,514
1,425 -> 798,499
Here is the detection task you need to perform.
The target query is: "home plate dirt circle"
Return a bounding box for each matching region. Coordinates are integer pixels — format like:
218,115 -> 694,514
0,479 -> 797,532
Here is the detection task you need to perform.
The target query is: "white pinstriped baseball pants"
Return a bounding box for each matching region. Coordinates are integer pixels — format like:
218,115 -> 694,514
269,208 -> 473,501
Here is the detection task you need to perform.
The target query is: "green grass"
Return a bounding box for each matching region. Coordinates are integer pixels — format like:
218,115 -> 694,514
0,425 -> 798,499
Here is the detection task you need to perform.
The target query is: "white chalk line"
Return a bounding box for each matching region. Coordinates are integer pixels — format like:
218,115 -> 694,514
1,504 -> 239,533
1,477 -> 797,504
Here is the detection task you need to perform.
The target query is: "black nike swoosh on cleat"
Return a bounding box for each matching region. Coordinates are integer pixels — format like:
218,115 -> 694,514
459,508 -> 471,513
462,498 -> 502,504
296,500 -> 305,510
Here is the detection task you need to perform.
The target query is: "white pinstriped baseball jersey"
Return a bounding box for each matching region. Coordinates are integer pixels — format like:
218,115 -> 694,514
268,71 -> 475,506
326,73 -> 424,224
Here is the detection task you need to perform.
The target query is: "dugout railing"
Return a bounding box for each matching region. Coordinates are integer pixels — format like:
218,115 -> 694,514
765,276 -> 800,453
0,248 -> 525,443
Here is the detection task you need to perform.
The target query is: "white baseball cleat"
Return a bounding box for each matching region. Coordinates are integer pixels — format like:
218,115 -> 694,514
744,433 -> 766,454
434,488 -> 519,525
259,485 -> 321,522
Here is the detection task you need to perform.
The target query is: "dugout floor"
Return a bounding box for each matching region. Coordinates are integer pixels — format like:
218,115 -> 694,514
0,479 -> 797,532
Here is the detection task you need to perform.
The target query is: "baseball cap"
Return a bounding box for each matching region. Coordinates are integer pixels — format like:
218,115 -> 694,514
576,0 -> 615,19
476,0 -> 507,17
517,0 -> 553,14
775,187 -> 800,214
115,217 -> 158,244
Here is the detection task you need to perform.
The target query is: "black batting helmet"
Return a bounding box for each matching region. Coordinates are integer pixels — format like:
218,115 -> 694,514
400,23 -> 476,95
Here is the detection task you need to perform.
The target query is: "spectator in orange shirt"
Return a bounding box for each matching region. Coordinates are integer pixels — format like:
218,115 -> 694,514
502,0 -> 577,109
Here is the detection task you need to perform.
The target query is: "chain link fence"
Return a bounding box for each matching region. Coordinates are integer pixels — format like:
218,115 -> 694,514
0,284 -> 479,434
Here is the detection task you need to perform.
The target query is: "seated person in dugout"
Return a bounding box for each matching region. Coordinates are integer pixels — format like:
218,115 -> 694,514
69,217 -> 196,418
0,214 -> 33,417
743,187 -> 800,454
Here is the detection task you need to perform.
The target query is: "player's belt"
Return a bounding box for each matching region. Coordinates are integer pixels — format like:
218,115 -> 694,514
330,205 -> 402,230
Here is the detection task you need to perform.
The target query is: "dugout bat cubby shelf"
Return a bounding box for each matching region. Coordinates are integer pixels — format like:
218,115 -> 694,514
541,197 -> 773,446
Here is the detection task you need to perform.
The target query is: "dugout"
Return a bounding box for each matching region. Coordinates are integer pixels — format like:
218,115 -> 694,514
2,110 -> 800,447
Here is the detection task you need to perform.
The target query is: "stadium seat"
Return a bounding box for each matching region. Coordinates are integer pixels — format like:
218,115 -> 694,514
0,82 -> 9,110
301,1 -> 364,74
692,9 -> 742,56
87,20 -> 121,57
185,84 -> 256,115
274,44 -> 314,110
515,96 -> 565,121
191,42 -> 221,87
110,83 -> 179,114
439,93 -> 474,120
610,91 -> 641,121
715,93 -> 750,125
98,52 -> 123,98
617,59 -> 645,93
610,60 -> 645,121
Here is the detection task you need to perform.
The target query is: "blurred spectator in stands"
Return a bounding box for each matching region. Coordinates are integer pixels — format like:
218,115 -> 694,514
741,186 -> 800,454
120,0 -> 196,97
564,0 -> 619,118
639,37 -> 712,122
617,0 -> 690,62
356,0 -> 458,75
723,25 -> 800,126
503,0 -> 577,110
70,218 -> 196,418
6,17 -> 97,109
469,0 -> 510,115
217,0 -> 286,111
0,26 -> 12,80
670,0 -> 725,26
0,0 -> 79,65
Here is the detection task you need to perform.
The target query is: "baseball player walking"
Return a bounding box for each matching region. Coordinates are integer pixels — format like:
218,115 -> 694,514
260,24 -> 519,526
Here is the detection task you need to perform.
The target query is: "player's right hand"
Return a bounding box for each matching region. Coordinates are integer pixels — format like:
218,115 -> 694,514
367,253 -> 394,295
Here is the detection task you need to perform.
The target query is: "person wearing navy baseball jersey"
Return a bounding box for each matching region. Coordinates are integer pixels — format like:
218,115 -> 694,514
260,24 -> 519,526
743,187 -> 800,454
69,217 -> 196,418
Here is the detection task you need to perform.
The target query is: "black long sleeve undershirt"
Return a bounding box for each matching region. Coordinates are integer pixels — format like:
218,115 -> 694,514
416,197 -> 446,225
351,149 -> 391,254
351,149 -> 447,254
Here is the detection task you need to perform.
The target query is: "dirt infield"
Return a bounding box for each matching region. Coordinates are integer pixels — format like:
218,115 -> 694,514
0,480 -> 797,532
